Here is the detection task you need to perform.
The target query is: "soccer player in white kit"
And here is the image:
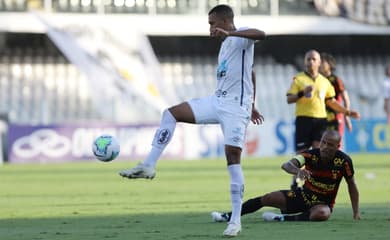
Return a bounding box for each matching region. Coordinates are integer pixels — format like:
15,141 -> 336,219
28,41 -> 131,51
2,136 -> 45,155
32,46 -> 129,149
119,4 -> 266,237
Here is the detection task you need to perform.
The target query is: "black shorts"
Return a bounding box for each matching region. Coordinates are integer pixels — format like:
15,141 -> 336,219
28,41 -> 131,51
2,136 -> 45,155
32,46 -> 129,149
295,116 -> 327,151
281,189 -> 332,214
326,119 -> 339,131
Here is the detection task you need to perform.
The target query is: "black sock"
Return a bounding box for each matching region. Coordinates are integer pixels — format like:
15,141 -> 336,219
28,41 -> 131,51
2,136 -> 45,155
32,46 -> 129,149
225,197 -> 263,220
284,211 -> 310,221
241,197 -> 263,216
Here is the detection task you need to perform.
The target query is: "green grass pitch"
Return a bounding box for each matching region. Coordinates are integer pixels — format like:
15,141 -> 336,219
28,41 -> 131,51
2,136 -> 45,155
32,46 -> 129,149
0,153 -> 389,240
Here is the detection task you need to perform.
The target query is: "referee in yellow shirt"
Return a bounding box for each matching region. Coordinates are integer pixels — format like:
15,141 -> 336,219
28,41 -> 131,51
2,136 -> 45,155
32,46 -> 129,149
286,50 -> 360,153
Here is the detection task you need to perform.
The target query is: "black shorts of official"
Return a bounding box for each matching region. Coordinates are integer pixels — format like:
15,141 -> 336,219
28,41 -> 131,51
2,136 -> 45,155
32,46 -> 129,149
295,116 -> 327,152
280,189 -> 332,214
326,119 -> 339,131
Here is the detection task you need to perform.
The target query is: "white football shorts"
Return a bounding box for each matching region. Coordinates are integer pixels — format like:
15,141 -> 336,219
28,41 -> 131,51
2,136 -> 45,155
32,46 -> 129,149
188,95 -> 252,149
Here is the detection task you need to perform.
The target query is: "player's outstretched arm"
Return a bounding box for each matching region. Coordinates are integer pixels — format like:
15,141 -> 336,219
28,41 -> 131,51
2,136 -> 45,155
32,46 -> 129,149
230,28 -> 266,40
346,176 -> 360,220
215,27 -> 266,40
326,98 -> 360,119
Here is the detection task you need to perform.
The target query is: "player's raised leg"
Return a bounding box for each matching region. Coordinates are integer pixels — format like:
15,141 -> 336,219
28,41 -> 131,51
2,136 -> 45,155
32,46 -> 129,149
119,102 -> 195,179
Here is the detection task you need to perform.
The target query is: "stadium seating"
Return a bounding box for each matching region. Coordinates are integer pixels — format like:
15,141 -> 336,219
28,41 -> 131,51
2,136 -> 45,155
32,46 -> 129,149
0,45 -> 387,125
0,48 -> 95,124
0,0 -> 387,125
0,0 -> 318,15
158,54 -> 386,122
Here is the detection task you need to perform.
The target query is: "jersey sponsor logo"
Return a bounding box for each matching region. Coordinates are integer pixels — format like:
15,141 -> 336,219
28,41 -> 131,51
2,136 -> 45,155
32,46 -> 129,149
307,178 -> 336,192
215,89 -> 228,97
217,60 -> 227,80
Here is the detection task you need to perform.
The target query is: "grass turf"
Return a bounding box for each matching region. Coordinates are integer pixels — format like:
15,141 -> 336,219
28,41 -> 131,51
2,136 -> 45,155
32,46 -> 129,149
0,153 -> 389,239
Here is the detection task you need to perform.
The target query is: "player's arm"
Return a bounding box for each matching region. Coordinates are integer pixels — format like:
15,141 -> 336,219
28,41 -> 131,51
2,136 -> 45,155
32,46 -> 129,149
281,156 -> 311,180
286,85 -> 313,104
341,90 -> 351,110
341,90 -> 353,131
345,176 -> 360,220
325,98 -> 360,119
251,71 -> 264,125
217,28 -> 266,40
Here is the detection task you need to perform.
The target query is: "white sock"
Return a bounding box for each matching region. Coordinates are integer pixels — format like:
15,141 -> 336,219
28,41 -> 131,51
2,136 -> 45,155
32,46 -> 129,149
227,164 -> 245,225
143,109 -> 176,168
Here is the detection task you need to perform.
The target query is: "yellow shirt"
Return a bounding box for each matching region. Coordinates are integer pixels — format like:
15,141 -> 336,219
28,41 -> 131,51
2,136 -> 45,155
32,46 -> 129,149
287,72 -> 335,118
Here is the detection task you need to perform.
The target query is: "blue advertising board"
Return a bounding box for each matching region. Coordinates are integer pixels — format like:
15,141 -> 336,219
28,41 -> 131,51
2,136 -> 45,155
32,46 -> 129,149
345,119 -> 390,153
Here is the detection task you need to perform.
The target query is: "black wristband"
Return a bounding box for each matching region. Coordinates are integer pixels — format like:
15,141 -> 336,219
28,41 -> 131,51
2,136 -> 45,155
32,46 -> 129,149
297,91 -> 304,98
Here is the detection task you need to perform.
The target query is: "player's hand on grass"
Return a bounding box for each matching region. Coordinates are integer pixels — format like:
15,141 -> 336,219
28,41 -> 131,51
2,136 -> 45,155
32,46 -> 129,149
251,107 -> 264,125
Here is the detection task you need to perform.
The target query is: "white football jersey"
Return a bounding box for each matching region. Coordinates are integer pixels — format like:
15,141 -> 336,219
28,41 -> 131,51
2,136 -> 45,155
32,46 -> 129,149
215,27 -> 255,106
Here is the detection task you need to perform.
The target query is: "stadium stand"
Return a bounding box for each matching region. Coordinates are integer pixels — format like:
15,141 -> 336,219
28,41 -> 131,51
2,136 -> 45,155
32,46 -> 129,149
0,0 -> 389,126
0,0 -> 318,14
0,35 -> 389,124
0,47 -> 95,124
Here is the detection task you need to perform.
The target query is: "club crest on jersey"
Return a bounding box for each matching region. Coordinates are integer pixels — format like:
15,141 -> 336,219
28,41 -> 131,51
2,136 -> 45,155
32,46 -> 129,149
334,157 -> 344,166
157,129 -> 171,144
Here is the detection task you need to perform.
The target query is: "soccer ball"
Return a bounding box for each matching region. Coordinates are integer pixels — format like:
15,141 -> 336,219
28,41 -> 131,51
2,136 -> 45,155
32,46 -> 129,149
92,135 -> 120,162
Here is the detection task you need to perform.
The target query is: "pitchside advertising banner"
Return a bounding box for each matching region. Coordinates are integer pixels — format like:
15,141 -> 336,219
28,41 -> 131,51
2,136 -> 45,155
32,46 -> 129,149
7,121 -> 294,163
6,118 -> 390,163
344,119 -> 390,153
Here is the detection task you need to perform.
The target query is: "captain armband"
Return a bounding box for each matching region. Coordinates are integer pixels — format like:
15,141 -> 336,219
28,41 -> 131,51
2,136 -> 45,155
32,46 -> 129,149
293,155 -> 306,167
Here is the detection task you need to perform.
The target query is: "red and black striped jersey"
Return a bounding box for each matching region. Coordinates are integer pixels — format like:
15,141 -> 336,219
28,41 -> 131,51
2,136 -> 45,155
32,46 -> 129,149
298,148 -> 354,207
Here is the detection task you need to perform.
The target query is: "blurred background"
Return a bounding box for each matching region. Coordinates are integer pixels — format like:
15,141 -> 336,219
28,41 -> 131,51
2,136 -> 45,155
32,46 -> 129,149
0,0 -> 389,164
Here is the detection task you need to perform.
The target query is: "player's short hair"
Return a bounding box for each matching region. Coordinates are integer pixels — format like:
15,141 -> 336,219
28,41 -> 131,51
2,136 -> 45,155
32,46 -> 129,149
208,4 -> 234,21
323,129 -> 341,143
321,52 -> 337,71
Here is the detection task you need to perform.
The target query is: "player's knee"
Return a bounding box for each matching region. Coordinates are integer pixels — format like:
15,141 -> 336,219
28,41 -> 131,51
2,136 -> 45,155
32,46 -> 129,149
162,109 -> 177,123
225,145 -> 242,165
310,208 -> 331,221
